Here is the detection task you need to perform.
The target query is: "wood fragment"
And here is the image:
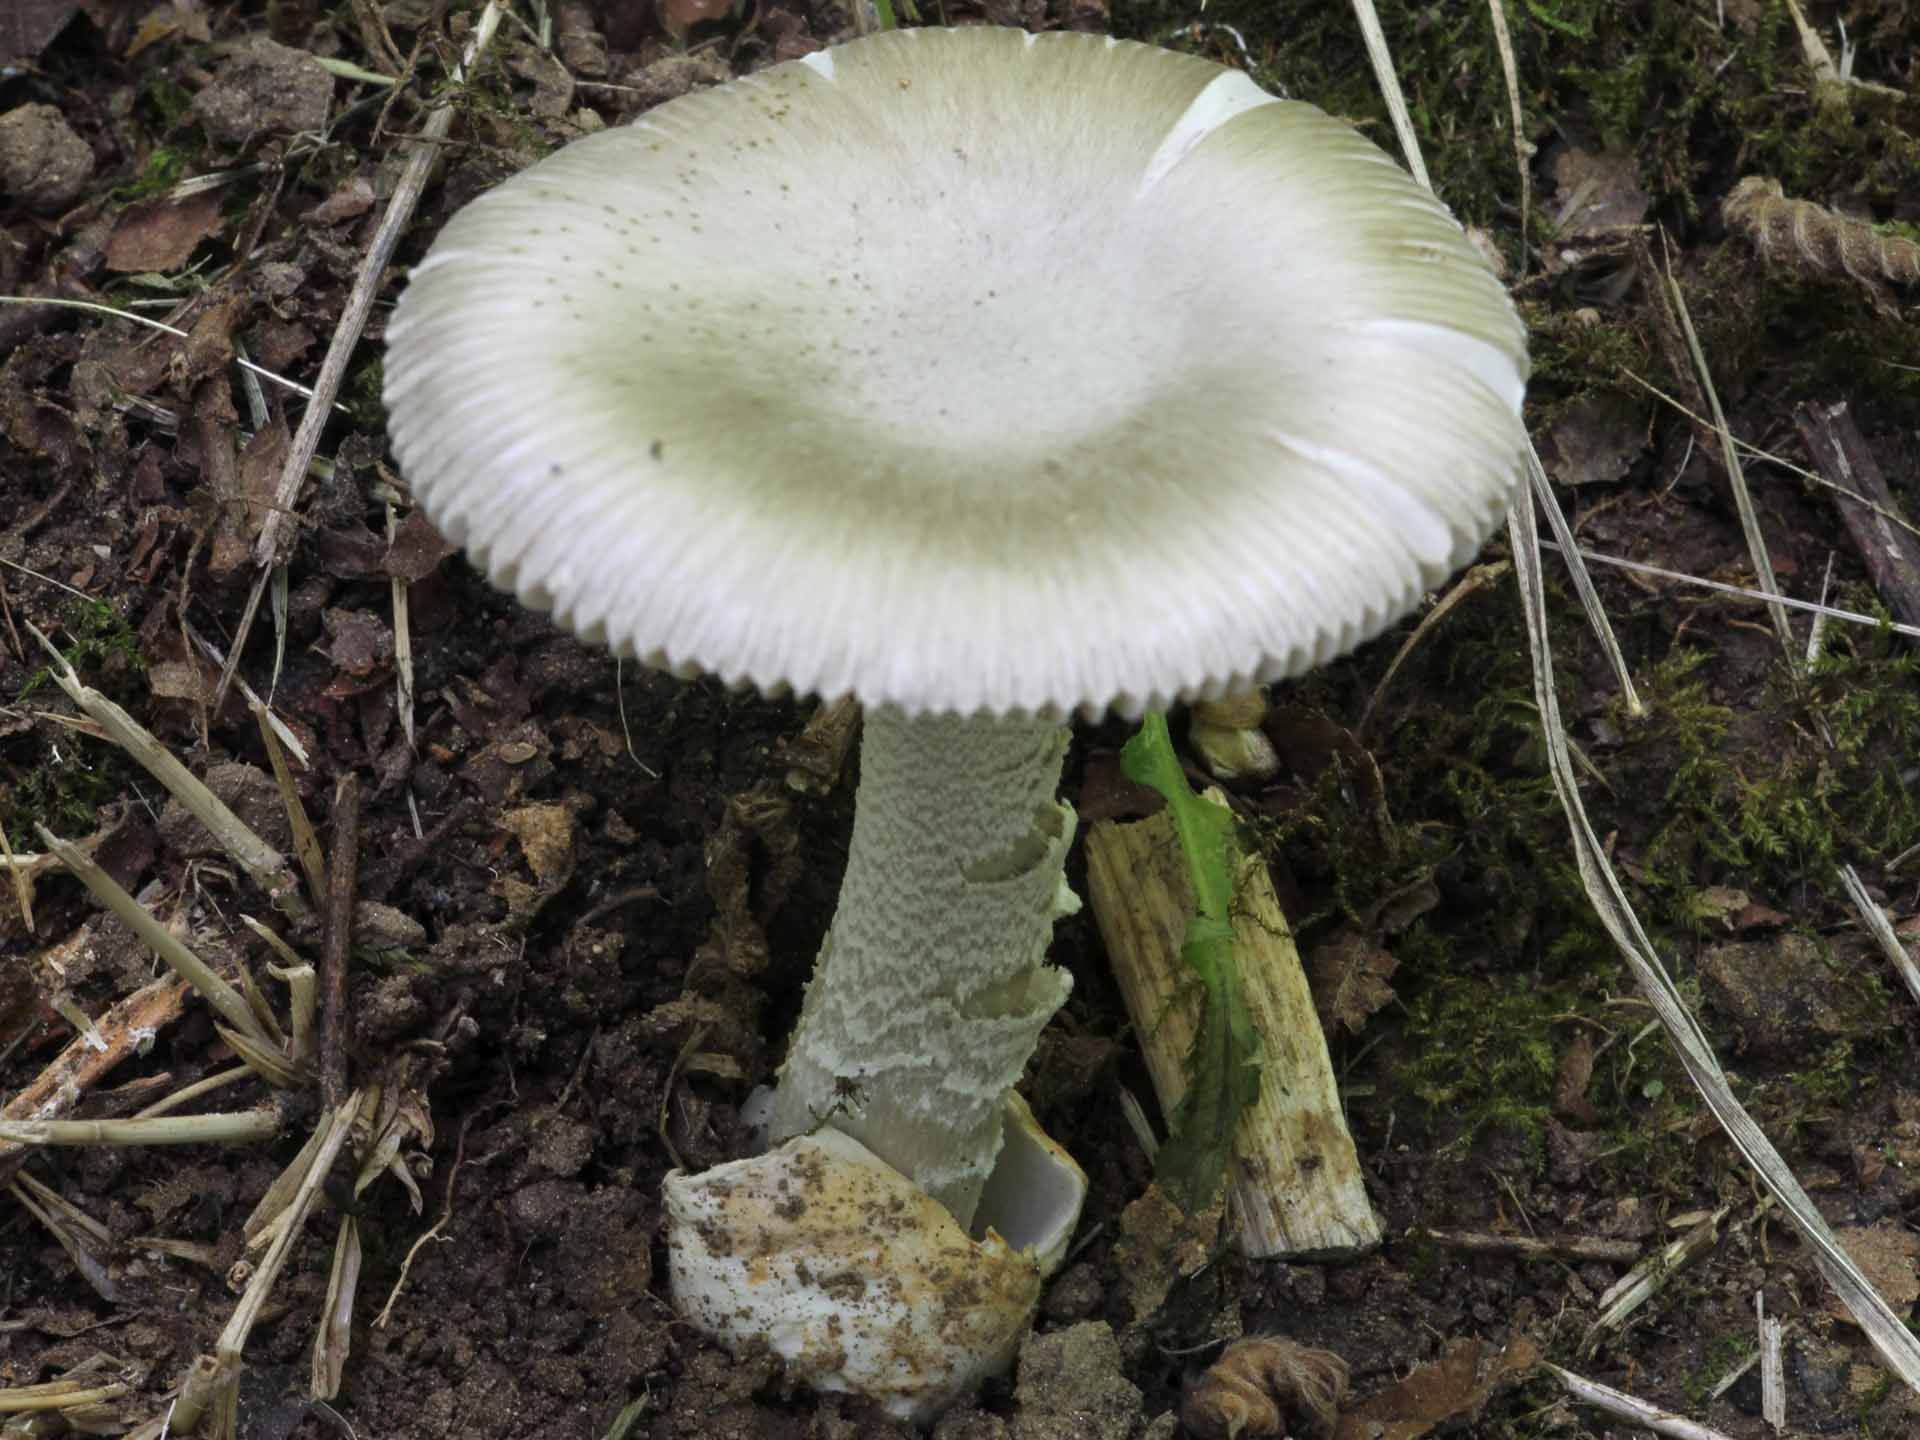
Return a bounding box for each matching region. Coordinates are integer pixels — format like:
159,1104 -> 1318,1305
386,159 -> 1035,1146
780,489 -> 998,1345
1086,810 -> 1381,1258
1792,401 -> 1920,644
1414,1227 -> 1641,1265
1757,1291 -> 1786,1430
0,967 -> 191,1187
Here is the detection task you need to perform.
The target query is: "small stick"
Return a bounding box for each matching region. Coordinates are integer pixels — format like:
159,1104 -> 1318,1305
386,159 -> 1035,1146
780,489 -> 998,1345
219,0 -> 507,711
1413,1227 -> 1642,1266
1792,401 -> 1920,644
319,775 -> 361,1108
1587,1205 -> 1728,1342
1543,1363 -> 1736,1440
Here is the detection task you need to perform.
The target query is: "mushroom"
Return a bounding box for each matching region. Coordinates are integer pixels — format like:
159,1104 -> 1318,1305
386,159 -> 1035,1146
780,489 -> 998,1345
384,24 -> 1527,1420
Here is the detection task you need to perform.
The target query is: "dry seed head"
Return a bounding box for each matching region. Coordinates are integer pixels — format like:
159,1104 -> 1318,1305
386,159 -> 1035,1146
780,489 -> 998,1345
1180,1334 -> 1351,1439
1724,176 -> 1920,295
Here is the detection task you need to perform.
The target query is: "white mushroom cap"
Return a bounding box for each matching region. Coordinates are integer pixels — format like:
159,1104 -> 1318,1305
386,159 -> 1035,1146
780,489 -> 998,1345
385,27 -> 1528,718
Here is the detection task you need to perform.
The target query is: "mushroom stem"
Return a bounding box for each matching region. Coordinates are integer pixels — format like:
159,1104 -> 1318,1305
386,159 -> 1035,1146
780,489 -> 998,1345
769,706 -> 1080,1230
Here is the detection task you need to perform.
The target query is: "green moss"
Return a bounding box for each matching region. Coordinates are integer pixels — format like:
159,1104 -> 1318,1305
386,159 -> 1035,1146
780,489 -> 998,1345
113,147 -> 191,202
1390,966 -> 1558,1155
345,357 -> 386,430
18,600 -> 146,702
5,603 -> 149,840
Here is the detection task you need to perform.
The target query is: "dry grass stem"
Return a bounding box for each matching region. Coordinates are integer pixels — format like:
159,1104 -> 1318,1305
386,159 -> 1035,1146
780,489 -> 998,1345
313,1217 -> 363,1399
34,826 -> 276,1057
0,1109 -> 280,1147
1483,0 -> 1528,273
0,1378 -> 133,1413
0,818 -> 34,933
27,622 -> 311,924
10,1170 -> 115,1300
133,1063 -> 255,1119
1510,494 -> 1920,1385
1539,539 -> 1920,641
1414,1226 -> 1641,1265
175,1091 -> 362,1440
389,500 -> 418,751
1359,561 -> 1509,739
1662,260 -> 1796,663
1838,865 -> 1920,1009
223,0 -> 507,709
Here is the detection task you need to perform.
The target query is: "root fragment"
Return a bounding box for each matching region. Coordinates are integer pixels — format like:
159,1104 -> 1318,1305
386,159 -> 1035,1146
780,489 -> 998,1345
1724,176 -> 1920,308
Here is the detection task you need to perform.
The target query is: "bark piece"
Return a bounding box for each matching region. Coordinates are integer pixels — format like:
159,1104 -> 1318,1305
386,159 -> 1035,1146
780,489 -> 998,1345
1086,809 -> 1381,1258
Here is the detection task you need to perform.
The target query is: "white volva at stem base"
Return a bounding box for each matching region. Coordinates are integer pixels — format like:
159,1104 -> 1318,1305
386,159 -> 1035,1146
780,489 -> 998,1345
665,1095 -> 1087,1422
768,706 -> 1080,1231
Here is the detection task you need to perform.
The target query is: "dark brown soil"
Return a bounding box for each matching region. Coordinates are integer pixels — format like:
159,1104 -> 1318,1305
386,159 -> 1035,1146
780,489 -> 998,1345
5,3 -> 1920,1439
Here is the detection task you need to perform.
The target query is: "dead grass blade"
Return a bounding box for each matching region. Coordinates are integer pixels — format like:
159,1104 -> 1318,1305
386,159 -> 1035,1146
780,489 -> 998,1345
34,826 -> 278,1059
1483,0 -> 1530,274
1660,252 -> 1796,662
313,1217 -> 363,1400
1511,493 -> 1920,1390
27,622 -> 311,925
1838,865 -> 1920,1009
8,1171 -> 119,1301
171,1091 -> 362,1440
1348,1 -> 1641,716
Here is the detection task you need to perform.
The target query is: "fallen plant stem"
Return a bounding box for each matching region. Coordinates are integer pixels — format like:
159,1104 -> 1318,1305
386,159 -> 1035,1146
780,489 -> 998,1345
176,1091 -> 361,1440
0,1109 -> 280,1146
1538,539 -> 1920,641
222,0 -> 506,710
320,774 -> 361,1108
34,827 -> 273,1054
1663,252 -> 1796,662
27,622 -> 310,925
0,1380 -> 132,1413
1413,1227 -> 1641,1265
134,1064 -> 255,1119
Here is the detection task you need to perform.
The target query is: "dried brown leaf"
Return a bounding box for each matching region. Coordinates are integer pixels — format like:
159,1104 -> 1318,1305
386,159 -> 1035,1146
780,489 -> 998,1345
1332,1335 -> 1539,1440
104,190 -> 223,273
499,803 -> 576,889
1308,928 -> 1398,1035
